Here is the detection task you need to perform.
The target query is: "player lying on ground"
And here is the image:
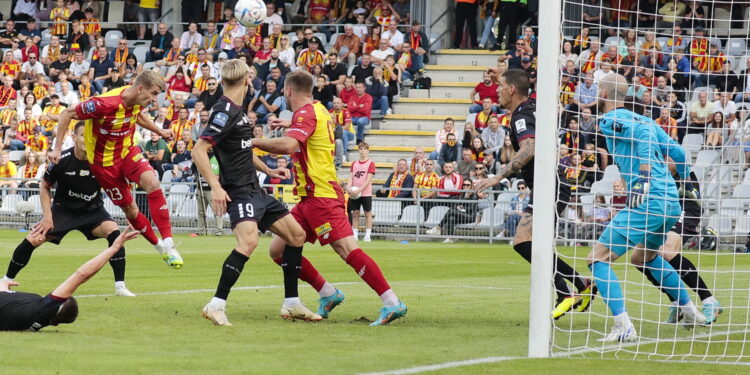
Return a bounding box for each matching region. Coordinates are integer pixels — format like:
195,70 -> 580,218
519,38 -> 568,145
252,70 -> 407,326
474,69 -> 594,320
588,73 -> 706,343
1,123 -> 135,296
0,227 -> 139,331
192,60 -> 321,327
48,71 -> 183,269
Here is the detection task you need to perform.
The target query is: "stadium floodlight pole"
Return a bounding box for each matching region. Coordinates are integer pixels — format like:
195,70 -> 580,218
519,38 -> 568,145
527,0 -> 561,359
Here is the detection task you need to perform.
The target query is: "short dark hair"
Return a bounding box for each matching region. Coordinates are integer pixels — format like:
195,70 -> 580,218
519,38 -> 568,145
73,121 -> 85,133
502,69 -> 530,97
284,70 -> 314,94
48,297 -> 78,326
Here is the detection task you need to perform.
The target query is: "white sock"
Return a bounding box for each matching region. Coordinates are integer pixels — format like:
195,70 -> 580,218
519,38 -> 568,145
209,297 -> 227,309
379,289 -> 399,307
703,296 -> 718,305
614,312 -> 631,326
154,239 -> 165,254
353,228 -> 359,238
365,229 -> 372,237
284,297 -> 302,307
0,276 -> 13,283
318,282 -> 337,298
114,281 -> 127,289
163,237 -> 174,248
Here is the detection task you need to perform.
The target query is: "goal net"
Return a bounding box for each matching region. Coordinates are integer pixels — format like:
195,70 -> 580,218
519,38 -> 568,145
543,0 -> 750,363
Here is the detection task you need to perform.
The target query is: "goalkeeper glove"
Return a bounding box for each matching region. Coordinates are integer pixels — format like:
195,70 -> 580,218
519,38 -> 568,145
628,170 -> 650,209
678,180 -> 702,206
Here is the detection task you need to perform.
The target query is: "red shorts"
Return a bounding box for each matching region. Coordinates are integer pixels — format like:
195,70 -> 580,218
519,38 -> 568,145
90,146 -> 154,206
291,196 -> 353,246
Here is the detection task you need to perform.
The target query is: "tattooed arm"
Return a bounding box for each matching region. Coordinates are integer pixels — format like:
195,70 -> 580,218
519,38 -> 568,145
474,137 -> 535,194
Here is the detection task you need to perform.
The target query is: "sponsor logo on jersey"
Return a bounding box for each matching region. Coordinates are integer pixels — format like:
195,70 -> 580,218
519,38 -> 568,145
68,190 -> 98,201
132,153 -> 143,162
65,171 -> 76,175
297,117 -> 304,122
83,100 -> 96,114
240,138 -> 253,149
514,118 -> 526,132
99,128 -> 129,137
80,170 -> 89,176
314,222 -> 332,237
213,112 -> 229,127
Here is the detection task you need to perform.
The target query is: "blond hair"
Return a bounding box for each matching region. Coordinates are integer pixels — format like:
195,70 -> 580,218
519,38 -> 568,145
221,59 -> 250,87
134,70 -> 166,91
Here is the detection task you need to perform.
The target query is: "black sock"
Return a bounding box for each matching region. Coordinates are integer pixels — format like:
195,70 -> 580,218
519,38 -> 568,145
514,242 -> 570,299
281,245 -> 303,299
669,254 -> 713,301
635,264 -> 675,302
554,255 -> 589,292
106,231 -> 126,283
215,250 -> 249,300
6,239 -> 37,279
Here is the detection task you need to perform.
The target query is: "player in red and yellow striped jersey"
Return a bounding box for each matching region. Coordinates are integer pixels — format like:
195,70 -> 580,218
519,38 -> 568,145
48,70 -> 183,269
254,70 -> 407,326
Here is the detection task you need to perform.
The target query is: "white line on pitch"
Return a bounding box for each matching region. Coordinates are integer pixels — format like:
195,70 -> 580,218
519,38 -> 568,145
75,281 -> 509,298
356,356 -> 525,375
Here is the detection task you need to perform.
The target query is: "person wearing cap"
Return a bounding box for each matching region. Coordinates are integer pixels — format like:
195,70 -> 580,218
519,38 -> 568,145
49,48 -> 72,82
296,37 -> 324,72
103,68 -> 125,94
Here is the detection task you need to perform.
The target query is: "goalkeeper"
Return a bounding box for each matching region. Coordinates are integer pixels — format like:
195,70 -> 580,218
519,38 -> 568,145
588,73 -> 706,342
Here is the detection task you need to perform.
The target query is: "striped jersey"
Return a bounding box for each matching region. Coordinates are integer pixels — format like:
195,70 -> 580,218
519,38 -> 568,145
286,101 -> 340,199
75,86 -> 142,167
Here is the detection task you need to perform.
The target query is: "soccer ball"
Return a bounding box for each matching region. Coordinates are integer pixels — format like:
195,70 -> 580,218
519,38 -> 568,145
235,0 -> 266,28
349,186 -> 361,199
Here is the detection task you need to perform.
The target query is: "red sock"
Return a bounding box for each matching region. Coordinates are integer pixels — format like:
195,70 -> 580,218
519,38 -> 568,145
274,256 -> 327,291
147,190 -> 172,239
127,212 -> 159,245
345,249 -> 391,295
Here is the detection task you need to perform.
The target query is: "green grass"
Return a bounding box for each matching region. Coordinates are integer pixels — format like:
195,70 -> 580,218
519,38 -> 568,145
0,230 -> 748,374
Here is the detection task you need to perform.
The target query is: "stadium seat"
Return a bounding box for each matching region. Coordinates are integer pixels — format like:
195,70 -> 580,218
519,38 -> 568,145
133,46 -> 149,64
314,33 -> 327,45
168,184 -> 191,213
328,33 -> 341,49
27,195 -> 42,215
8,150 -> 24,164
579,194 -> 595,218
176,198 -> 198,218
41,29 -> 51,47
105,30 -> 124,48
161,170 -> 173,185
465,113 -> 477,125
372,200 -> 400,225
470,206 -> 504,230
732,183 -> 750,199
397,205 -> 425,226
656,37 -> 669,48
735,216 -> 750,236
0,194 -> 23,215
726,38 -> 747,56
744,169 -> 750,183
702,177 -> 721,202
720,199 -> 746,217
682,134 -> 705,153
601,165 -> 621,183
495,192 -> 518,213
604,36 -> 620,48
424,205 -> 450,228
589,180 -> 612,196
708,214 -> 734,236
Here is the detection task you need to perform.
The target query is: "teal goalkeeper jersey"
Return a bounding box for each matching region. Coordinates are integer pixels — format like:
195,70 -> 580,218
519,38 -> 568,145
598,108 -> 680,202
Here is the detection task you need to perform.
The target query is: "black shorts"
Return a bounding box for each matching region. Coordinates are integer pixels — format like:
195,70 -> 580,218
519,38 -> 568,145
524,181 -> 571,216
672,220 -> 700,245
47,204 -> 114,244
227,189 -> 289,231
348,196 -> 372,212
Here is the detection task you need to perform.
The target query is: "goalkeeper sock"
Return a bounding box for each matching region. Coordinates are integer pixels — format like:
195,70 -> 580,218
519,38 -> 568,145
589,262 -> 625,316
127,212 -> 159,245
645,255 -> 690,306
6,239 -> 37,279
280,245 -> 303,299
668,254 -> 713,302
635,264 -> 676,302
514,241 -> 572,300
147,190 -> 173,239
273,256 -> 329,293
215,250 -> 249,300
106,230 -> 126,282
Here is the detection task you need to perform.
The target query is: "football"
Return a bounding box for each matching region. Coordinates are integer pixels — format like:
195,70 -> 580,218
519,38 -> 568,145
234,0 -> 266,28
349,186 -> 361,199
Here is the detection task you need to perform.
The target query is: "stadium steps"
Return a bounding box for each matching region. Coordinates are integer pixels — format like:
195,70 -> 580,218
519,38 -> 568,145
428,82 -> 476,100
392,98 -> 473,116
433,49 -> 505,66
423,64 -> 486,82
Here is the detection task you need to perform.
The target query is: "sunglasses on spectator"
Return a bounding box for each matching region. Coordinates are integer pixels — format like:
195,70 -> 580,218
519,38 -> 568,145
463,183 -> 472,187
474,167 -> 484,170
305,33 -> 313,36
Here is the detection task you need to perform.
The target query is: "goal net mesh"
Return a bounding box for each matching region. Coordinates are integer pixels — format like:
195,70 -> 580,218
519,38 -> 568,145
552,0 -> 750,363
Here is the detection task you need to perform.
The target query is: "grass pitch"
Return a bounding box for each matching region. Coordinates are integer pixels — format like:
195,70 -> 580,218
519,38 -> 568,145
0,229 -> 748,374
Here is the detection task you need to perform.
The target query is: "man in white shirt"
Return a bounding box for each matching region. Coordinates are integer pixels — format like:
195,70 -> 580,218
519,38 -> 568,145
352,14 -> 368,40
180,22 -> 203,49
262,2 -> 284,26
58,83 -> 79,107
370,41 -> 395,67
20,52 -> 45,87
381,21 -> 404,50
68,50 -> 90,88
